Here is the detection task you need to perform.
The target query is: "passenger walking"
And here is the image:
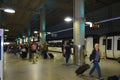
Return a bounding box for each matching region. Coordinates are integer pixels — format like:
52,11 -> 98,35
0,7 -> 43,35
13,44 -> 18,56
31,42 -> 38,64
41,42 -> 48,59
21,44 -> 28,59
29,42 -> 33,62
89,43 -> 103,80
63,41 -> 72,65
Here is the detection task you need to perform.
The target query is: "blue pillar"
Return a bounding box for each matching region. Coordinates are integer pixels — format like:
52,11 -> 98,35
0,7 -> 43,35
16,38 -> 20,44
73,0 -> 85,65
28,29 -> 31,44
22,31 -> 25,44
40,8 -> 46,43
18,38 -> 20,44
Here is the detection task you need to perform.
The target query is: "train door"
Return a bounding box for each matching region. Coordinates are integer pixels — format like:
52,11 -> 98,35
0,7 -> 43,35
106,37 -> 114,58
93,36 -> 99,47
113,36 -> 120,59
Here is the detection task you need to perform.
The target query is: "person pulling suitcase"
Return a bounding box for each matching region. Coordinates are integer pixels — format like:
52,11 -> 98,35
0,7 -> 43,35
31,42 -> 38,64
89,43 -> 103,80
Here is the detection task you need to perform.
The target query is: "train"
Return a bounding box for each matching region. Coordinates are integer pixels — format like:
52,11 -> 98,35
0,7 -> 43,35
47,35 -> 120,59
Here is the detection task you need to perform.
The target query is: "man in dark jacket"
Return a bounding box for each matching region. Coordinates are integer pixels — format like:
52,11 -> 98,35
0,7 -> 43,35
89,43 -> 103,80
63,41 -> 72,65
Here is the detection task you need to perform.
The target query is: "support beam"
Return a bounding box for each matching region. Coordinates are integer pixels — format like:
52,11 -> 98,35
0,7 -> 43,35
40,8 -> 46,43
73,0 -> 85,65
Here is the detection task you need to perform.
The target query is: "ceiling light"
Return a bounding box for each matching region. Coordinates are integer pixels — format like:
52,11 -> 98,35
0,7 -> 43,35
4,29 -> 9,32
4,8 -> 15,13
64,17 -> 72,22
85,22 -> 92,27
47,32 -> 51,34
34,31 -> 38,34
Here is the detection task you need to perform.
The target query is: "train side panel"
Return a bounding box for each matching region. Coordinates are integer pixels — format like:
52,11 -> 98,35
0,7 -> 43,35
114,36 -> 120,58
99,37 -> 106,58
106,37 -> 114,58
86,37 -> 93,57
48,47 -> 62,52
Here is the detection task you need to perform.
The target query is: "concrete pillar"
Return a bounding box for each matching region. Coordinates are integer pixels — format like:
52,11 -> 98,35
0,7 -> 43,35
16,38 -> 20,44
0,12 -> 5,29
22,31 -> 25,44
40,8 -> 46,43
16,38 -> 18,44
1,12 -> 5,27
73,0 -> 85,65
18,38 -> 20,44
28,29 -> 31,44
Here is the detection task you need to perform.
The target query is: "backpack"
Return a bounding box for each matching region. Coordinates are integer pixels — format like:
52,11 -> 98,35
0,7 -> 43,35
31,43 -> 37,51
89,54 -> 93,61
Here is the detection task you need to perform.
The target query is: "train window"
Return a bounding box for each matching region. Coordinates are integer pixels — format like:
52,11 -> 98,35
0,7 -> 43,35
103,39 -> 106,45
117,40 -> 120,50
107,39 -> 112,50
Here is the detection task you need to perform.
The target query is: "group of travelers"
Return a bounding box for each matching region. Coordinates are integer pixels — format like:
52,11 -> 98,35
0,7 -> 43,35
6,40 -> 103,79
6,41 -> 48,64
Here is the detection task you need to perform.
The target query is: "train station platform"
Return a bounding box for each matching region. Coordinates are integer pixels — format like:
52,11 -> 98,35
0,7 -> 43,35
3,52 -> 120,80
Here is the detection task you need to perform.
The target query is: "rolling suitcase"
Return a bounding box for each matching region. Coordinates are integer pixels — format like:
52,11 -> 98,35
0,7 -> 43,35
21,52 -> 27,59
75,64 -> 90,75
48,53 -> 54,59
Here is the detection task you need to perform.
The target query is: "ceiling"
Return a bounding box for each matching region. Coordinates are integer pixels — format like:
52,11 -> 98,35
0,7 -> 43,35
0,0 -> 120,41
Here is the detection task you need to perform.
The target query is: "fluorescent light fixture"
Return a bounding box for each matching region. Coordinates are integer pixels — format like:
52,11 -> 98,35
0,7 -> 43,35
4,29 -> 9,32
47,32 -> 51,34
34,31 -> 38,34
64,17 -> 72,22
52,28 -> 73,34
85,22 -> 92,27
4,8 -> 15,13
95,16 -> 120,24
4,42 -> 10,45
46,17 -> 120,35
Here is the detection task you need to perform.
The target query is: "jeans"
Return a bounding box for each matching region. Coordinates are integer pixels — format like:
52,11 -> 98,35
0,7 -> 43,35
65,54 -> 70,64
42,51 -> 47,59
29,52 -> 32,59
89,61 -> 102,78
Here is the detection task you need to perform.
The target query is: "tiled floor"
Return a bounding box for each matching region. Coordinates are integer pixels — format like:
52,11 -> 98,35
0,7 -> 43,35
3,52 -> 120,80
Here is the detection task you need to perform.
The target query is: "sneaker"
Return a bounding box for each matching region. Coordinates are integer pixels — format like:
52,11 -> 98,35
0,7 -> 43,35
89,75 -> 94,77
66,63 -> 69,66
32,62 -> 36,64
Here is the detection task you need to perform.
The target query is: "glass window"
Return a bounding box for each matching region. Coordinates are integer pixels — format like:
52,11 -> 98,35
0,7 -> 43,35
117,40 -> 120,50
107,39 -> 112,50
103,39 -> 106,45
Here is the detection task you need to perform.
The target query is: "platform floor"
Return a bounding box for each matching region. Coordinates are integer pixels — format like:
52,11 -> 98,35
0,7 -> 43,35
3,52 -> 120,80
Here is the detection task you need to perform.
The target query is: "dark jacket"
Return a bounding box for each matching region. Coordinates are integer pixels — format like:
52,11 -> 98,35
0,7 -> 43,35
89,49 -> 100,62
